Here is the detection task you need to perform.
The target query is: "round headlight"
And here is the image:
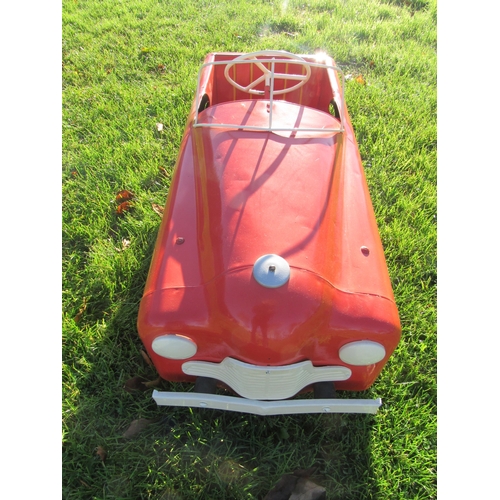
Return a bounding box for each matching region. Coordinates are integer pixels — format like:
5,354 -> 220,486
339,341 -> 386,366
151,334 -> 197,360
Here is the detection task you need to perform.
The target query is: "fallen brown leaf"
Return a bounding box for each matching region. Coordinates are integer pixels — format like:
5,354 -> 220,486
115,238 -> 131,252
292,467 -> 318,478
74,299 -> 87,323
140,349 -> 154,367
159,166 -> 168,177
264,468 -> 324,500
355,74 -> 366,85
143,376 -> 162,388
123,376 -> 149,393
115,190 -> 135,202
264,474 -> 298,500
152,203 -> 164,217
79,480 -> 91,488
122,418 -> 154,439
289,478 -> 326,500
96,446 -> 107,462
116,201 -> 133,215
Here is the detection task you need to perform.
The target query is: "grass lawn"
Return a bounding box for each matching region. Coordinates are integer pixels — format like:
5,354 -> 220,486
62,0 -> 436,498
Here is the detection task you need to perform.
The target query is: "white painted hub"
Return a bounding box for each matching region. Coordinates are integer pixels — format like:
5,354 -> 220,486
252,254 -> 290,288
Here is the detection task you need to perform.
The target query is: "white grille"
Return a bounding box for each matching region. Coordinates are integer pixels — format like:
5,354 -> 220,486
182,357 -> 351,400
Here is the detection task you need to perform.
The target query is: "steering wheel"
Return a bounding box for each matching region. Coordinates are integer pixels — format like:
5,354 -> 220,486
223,50 -> 311,96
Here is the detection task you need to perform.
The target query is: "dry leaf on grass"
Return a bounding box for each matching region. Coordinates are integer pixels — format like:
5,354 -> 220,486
156,123 -> 164,132
355,74 -> 366,85
122,418 -> 155,439
74,298 -> 87,323
116,201 -> 133,215
123,376 -> 149,393
115,190 -> 135,202
115,238 -> 131,252
96,446 -> 107,462
124,375 -> 161,392
140,349 -> 154,367
264,474 -> 298,500
292,467 -> 318,478
289,478 -> 326,500
152,203 -> 164,217
143,376 -> 162,388
264,468 -> 325,500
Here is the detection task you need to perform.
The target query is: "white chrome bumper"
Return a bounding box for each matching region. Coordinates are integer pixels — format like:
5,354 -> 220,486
152,390 -> 382,415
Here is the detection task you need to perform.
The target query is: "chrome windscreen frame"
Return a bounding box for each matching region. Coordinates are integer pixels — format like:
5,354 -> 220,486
192,54 -> 346,135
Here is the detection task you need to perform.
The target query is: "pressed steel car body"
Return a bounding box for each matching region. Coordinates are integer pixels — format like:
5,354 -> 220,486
137,51 -> 401,415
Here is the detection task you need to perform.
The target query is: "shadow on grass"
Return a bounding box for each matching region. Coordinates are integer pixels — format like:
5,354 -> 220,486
63,222 -> 381,500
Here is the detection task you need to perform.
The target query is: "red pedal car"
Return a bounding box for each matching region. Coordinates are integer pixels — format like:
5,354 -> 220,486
137,51 -> 401,415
